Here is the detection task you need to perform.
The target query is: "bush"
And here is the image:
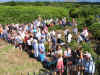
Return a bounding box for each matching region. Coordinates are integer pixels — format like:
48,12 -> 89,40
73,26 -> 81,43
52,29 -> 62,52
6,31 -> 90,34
48,25 -> 65,31
0,6 -> 68,25
69,8 -> 80,18
82,42 -> 96,55
80,7 -> 89,18
69,40 -> 78,50
89,23 -> 100,39
84,15 -> 95,26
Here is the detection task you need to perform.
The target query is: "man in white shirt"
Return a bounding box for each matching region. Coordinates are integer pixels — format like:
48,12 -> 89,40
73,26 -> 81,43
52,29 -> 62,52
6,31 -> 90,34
27,36 -> 33,51
64,29 -> 69,41
32,38 -> 39,57
19,30 -> 25,40
67,32 -> 72,43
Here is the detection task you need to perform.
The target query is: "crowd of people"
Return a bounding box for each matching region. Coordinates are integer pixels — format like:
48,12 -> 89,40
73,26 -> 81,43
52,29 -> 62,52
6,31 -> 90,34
0,16 -> 95,75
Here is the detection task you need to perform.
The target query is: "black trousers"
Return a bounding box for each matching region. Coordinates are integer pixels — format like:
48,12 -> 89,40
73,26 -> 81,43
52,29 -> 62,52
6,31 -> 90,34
83,72 -> 94,75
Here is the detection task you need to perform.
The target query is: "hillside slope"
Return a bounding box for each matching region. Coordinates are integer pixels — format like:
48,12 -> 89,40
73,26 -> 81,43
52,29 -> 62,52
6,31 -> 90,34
0,40 -> 44,75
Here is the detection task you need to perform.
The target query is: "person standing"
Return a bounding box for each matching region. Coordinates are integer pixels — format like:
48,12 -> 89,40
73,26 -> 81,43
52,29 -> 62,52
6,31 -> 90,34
32,38 -> 39,58
56,53 -> 64,75
64,47 -> 72,75
67,32 -> 72,43
0,24 -> 3,40
83,53 -> 95,75
38,40 -> 46,62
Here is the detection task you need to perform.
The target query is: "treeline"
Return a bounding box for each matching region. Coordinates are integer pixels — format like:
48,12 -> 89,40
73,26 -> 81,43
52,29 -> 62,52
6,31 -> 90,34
0,1 -> 100,7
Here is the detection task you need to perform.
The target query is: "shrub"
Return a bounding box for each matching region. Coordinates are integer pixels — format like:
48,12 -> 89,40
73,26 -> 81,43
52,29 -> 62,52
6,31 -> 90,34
48,25 -> 64,31
69,40 -> 78,50
69,8 -> 80,18
82,42 -> 97,57
80,7 -> 89,18
84,15 -> 95,26
89,23 -> 100,39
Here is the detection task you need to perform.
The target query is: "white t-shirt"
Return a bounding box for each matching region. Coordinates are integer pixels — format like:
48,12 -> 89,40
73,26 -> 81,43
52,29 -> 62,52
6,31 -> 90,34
57,34 -> 62,39
50,30 -> 56,36
64,29 -> 69,35
20,32 -> 25,40
27,38 -> 33,45
82,29 -> 88,37
33,39 -> 38,45
36,32 -> 41,40
68,34 -> 72,39
64,49 -> 71,57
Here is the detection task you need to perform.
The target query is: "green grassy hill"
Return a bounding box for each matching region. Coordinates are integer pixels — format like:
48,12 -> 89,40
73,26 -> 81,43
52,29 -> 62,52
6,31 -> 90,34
0,40 -> 45,75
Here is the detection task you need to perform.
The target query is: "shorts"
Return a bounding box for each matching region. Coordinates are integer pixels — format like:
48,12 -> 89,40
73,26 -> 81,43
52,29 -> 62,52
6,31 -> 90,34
28,45 -> 32,50
18,43 -> 23,46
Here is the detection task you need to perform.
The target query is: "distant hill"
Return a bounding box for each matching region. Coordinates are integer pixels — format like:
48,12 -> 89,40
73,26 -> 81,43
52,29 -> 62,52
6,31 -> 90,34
0,0 -> 100,2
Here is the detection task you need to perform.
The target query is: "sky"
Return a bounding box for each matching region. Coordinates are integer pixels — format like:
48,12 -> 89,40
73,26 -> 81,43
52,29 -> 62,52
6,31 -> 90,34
0,0 -> 100,2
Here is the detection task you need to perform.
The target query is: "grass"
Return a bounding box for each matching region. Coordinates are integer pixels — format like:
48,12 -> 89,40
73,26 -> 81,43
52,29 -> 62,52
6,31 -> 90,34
0,40 -> 45,75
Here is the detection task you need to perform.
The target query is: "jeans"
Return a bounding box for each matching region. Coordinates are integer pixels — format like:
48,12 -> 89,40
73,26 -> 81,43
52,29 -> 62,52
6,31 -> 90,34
0,33 -> 2,39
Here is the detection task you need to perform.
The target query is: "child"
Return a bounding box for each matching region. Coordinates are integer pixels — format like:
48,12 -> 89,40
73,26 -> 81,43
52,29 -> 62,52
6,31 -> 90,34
56,53 -> 64,75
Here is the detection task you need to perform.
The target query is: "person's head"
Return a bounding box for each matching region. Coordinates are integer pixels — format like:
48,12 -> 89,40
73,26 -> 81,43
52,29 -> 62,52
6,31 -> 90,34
58,53 -> 62,58
77,46 -> 82,51
17,33 -> 20,36
84,52 -> 91,61
56,45 -> 61,50
0,24 -> 2,28
42,30 -> 45,34
40,50 -> 44,54
84,27 -> 88,30
67,47 -> 71,51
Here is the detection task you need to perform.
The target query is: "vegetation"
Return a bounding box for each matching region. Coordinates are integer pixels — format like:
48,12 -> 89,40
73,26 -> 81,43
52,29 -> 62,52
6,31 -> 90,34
0,6 -> 68,25
89,23 -> 100,39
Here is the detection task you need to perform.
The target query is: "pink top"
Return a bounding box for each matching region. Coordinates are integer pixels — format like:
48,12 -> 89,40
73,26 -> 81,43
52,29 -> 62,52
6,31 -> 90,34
57,57 -> 64,72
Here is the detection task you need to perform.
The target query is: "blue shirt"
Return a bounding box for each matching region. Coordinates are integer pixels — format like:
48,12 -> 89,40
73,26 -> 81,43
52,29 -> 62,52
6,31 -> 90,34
38,43 -> 45,52
83,58 -> 95,73
39,53 -> 46,62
